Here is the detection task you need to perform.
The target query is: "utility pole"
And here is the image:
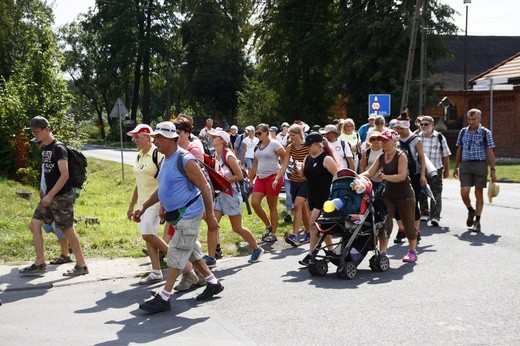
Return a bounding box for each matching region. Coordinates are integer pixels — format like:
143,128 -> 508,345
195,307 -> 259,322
418,0 -> 428,115
401,0 -> 425,112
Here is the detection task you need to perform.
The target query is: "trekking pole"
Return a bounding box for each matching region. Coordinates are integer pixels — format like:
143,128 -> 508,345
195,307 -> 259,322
243,192 -> 252,215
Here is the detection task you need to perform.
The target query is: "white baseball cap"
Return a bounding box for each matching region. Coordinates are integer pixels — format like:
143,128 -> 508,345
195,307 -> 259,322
151,121 -> 179,139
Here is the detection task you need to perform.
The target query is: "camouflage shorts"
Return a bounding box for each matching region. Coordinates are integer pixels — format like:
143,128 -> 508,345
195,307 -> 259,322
32,190 -> 76,229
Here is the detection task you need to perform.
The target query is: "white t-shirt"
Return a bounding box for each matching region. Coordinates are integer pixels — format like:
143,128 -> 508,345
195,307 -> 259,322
327,138 -> 352,169
255,140 -> 283,178
243,136 -> 259,159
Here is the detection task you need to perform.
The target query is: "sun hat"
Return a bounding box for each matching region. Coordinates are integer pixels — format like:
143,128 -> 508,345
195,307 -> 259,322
245,125 -> 255,132
127,124 -> 152,136
281,122 -> 290,128
208,129 -> 230,144
488,181 -> 500,203
322,124 -> 340,135
230,125 -> 238,131
151,121 -> 179,139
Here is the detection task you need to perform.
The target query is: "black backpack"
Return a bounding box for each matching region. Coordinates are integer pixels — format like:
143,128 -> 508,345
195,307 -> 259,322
53,142 -> 88,189
137,148 -> 161,178
398,134 -> 419,175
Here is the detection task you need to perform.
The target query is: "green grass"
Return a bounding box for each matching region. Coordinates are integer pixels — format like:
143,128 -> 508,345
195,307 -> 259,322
0,158 -> 292,264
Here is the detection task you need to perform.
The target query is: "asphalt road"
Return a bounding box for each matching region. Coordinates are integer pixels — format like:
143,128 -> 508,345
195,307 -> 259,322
1,146 -> 519,344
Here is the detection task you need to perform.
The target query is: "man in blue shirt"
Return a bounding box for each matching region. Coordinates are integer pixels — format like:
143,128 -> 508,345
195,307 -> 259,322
357,113 -> 376,143
133,121 -> 223,314
453,109 -> 497,232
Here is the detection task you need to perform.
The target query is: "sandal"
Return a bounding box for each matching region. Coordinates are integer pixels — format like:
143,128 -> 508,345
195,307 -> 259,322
63,265 -> 89,277
50,255 -> 72,265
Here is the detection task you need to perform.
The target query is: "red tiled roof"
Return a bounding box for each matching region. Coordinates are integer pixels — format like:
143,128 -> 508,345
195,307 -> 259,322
471,51 -> 520,83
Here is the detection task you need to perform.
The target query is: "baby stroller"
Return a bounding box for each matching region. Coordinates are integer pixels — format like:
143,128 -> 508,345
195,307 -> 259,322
308,169 -> 388,279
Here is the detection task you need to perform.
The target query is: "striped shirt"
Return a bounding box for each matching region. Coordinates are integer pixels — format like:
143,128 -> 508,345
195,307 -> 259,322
288,143 -> 308,182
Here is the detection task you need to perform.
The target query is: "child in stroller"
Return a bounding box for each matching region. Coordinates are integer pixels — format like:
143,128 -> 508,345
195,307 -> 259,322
308,168 -> 388,279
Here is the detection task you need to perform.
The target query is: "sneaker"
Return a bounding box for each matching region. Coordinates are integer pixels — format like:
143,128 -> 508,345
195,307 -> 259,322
394,229 -> 406,244
430,218 -> 439,227
215,245 -> 223,259
248,247 -> 265,263
173,271 -> 199,291
402,251 -> 418,263
203,255 -> 217,268
299,254 -> 312,267
285,234 -> 300,247
466,209 -> 476,227
49,255 -> 73,265
264,233 -> 277,242
261,226 -> 272,240
19,263 -> 47,276
139,294 -> 171,313
284,214 -> 292,222
196,281 -> 224,301
63,265 -> 89,277
195,271 -> 207,287
139,272 -> 164,285
302,232 -> 311,243
420,215 -> 429,222
471,221 -> 481,233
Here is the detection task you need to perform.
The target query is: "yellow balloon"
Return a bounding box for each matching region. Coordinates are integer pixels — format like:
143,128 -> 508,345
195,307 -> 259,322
323,200 -> 336,213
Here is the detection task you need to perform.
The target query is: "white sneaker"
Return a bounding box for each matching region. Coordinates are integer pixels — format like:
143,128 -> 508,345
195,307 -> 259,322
430,218 -> 439,227
420,215 -> 429,222
173,271 -> 199,291
139,271 -> 163,285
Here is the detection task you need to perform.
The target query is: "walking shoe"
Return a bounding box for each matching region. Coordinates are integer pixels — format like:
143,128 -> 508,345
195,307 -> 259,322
203,255 -> 217,268
139,294 -> 171,313
466,209 -> 476,227
139,271 -> 164,285
394,229 -> 406,244
284,214 -> 292,222
248,247 -> 265,263
49,255 -> 73,265
285,234 -> 300,247
402,251 -> 418,262
174,271 -> 199,291
195,271 -> 207,287
299,254 -> 312,267
196,281 -> 224,301
302,232 -> 311,243
264,233 -> 277,242
420,215 -> 429,221
261,226 -> 272,240
19,263 -> 47,276
215,244 -> 223,259
471,221 -> 481,233
430,218 -> 439,227
63,265 -> 89,276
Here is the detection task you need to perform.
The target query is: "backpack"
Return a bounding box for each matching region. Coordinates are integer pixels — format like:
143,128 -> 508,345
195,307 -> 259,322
53,142 -> 88,189
398,134 -> 419,175
176,150 -> 214,195
222,149 -> 252,198
339,140 -> 353,169
137,148 -> 161,178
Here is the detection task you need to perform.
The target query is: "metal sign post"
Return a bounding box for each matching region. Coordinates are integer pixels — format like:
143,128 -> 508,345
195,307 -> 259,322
109,98 -> 130,180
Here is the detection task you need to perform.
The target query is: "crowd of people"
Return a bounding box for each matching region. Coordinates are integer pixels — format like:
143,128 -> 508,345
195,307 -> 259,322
20,109 -> 497,314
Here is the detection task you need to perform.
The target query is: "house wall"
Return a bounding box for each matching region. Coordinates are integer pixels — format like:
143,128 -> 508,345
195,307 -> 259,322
429,88 -> 520,158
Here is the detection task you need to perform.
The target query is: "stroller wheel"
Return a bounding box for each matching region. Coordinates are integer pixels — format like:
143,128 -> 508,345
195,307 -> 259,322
369,255 -> 390,272
337,262 -> 357,280
369,255 -> 379,272
309,260 -> 328,276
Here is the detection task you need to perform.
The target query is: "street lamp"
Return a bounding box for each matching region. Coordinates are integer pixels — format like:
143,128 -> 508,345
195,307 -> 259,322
463,0 -> 471,90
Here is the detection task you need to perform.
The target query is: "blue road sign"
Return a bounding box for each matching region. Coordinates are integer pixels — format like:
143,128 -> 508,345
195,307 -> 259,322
368,94 -> 391,117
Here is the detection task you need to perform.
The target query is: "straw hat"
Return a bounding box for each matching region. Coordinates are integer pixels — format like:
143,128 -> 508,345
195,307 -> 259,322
487,181 -> 500,203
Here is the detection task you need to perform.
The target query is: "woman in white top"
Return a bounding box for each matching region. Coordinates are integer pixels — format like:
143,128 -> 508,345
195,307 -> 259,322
206,129 -> 265,264
248,123 -> 286,242
242,126 -> 259,169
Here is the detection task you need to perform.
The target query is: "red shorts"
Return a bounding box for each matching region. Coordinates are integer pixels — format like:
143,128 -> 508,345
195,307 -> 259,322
252,174 -> 283,196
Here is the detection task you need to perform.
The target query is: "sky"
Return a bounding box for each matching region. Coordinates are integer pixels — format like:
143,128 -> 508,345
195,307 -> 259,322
52,0 -> 520,36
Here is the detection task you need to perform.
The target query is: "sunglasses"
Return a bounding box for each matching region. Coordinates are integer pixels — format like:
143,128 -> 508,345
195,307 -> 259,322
255,131 -> 263,136
420,123 -> 431,127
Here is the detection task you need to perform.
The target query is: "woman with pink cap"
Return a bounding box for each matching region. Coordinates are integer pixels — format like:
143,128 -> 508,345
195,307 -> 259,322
360,129 -> 418,262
